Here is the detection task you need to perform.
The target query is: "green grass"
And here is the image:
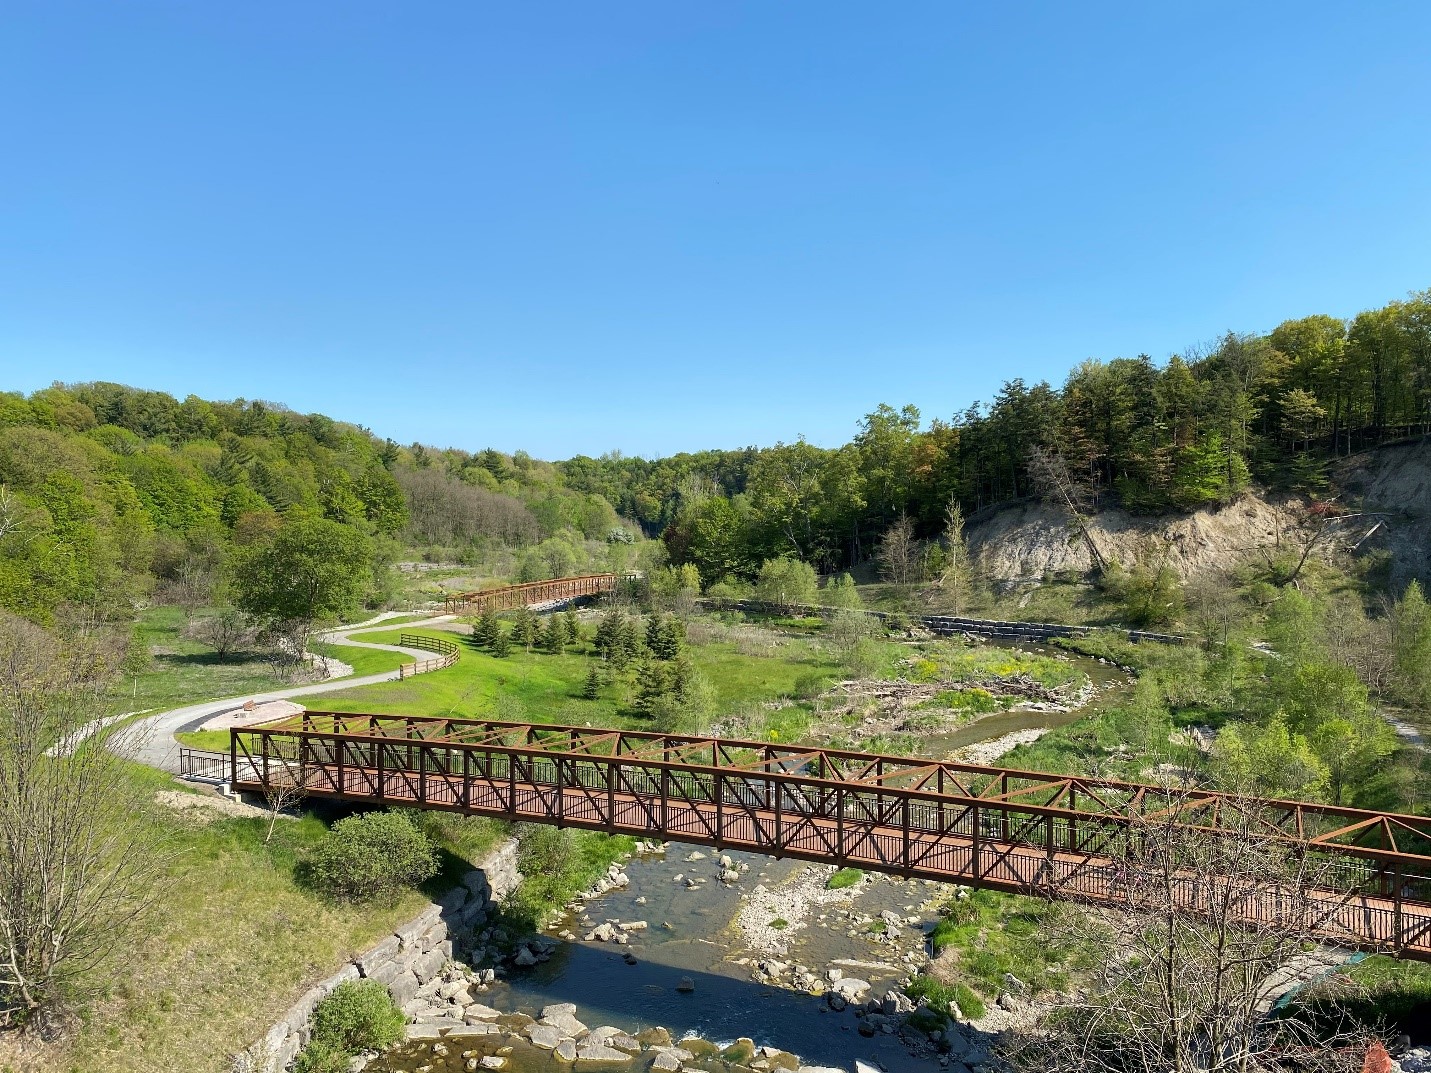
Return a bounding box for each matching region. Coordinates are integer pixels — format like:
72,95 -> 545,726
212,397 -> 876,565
347,613 -> 434,629
312,639 -> 411,677
311,626 -> 844,730
25,760 -> 604,1073
924,643 -> 1083,690
904,974 -> 987,1020
113,606 -> 291,714
174,729 -> 234,752
826,868 -> 864,889
1295,955 -> 1431,1036
768,918 -> 790,930
924,889 -> 1088,1004
35,763 -> 502,1073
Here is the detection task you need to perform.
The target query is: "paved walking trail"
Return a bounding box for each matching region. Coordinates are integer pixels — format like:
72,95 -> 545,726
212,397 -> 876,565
112,611 -> 458,774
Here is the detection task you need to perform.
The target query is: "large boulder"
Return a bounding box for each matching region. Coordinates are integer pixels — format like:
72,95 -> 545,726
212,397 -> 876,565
832,977 -> 871,1000
541,1011 -> 589,1039
525,1024 -> 566,1049
575,1041 -> 633,1067
386,971 -> 420,1008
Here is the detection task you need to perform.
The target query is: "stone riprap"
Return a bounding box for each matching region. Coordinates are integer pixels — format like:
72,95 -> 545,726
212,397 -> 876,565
232,838 -> 521,1073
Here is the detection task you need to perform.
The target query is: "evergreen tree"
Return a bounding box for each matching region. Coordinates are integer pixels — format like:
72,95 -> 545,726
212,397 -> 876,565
648,614 -> 684,660
615,615 -> 643,668
472,606 -> 500,650
595,610 -> 622,661
635,658 -> 672,717
539,615 -> 564,654
514,606 -> 538,652
563,609 -> 582,647
582,663 -> 601,700
490,625 -> 512,659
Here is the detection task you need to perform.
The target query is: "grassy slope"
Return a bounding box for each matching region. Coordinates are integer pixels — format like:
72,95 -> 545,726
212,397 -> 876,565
37,764 -> 504,1073
310,639 -> 411,677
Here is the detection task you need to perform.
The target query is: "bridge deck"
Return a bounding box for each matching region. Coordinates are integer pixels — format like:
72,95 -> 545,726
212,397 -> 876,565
442,573 -> 622,614
230,713 -> 1431,959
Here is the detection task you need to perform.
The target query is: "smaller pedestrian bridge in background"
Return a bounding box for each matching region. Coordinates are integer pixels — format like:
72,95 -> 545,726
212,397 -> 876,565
229,712 -> 1431,960
442,574 -> 624,614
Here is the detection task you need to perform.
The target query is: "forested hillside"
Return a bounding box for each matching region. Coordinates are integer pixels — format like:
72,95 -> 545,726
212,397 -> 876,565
562,288 -> 1431,581
3,286 -> 1427,627
0,383 -> 628,626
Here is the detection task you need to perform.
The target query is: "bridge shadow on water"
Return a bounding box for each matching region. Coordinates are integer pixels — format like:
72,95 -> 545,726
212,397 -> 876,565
481,940 -> 994,1073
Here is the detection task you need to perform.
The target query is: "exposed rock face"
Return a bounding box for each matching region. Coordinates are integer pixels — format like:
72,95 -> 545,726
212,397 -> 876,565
967,494 -> 1311,584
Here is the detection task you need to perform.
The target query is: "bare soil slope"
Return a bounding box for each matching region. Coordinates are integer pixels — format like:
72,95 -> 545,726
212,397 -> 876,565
966,438 -> 1431,588
1331,436 -> 1431,587
967,494 -> 1311,584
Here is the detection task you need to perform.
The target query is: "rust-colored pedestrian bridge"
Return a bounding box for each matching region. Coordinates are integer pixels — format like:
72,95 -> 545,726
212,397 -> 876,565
230,712 -> 1431,959
442,574 -> 623,614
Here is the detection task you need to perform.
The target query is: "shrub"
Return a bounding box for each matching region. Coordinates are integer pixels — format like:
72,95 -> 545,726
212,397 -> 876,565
515,822 -> 574,879
293,1040 -> 350,1073
909,658 -> 941,683
304,810 -> 438,903
295,980 -> 404,1072
826,867 -> 864,890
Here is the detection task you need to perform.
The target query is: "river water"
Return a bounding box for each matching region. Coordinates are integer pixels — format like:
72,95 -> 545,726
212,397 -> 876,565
369,649 -> 1129,1073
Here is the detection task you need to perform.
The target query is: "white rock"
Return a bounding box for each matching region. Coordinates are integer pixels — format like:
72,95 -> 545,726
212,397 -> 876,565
524,1024 -> 565,1049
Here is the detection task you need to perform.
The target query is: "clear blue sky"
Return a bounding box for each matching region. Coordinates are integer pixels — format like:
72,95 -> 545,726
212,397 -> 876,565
2,3 -> 1428,458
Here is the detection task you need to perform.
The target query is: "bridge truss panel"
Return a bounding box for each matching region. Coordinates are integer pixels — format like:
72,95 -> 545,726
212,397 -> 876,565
229,712 -> 1431,959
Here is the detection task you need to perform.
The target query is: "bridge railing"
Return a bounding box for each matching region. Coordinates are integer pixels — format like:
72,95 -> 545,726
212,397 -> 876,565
227,713 -> 1431,955
442,574 -> 627,614
179,747 -> 231,782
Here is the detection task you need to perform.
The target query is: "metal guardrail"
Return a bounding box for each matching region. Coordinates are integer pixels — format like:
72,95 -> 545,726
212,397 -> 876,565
179,747 -> 230,782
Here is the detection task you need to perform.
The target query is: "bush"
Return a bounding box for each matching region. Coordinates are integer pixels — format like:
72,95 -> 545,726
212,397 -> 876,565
304,811 -> 439,903
293,1040 -> 350,1073
515,822 -> 574,879
295,980 -> 405,1073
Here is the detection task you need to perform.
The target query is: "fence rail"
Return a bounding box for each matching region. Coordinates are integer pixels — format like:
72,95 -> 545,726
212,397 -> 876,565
229,712 -> 1431,959
397,633 -> 460,680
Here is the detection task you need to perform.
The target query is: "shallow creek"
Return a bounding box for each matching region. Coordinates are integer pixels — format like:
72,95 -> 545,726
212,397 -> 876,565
369,649 -> 1131,1073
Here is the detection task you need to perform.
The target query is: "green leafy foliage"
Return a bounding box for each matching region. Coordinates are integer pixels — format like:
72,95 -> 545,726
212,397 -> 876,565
295,981 -> 404,1073
228,516 -> 373,625
303,811 -> 439,903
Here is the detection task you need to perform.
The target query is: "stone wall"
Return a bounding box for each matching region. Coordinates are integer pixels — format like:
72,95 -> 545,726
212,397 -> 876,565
235,838 -> 521,1073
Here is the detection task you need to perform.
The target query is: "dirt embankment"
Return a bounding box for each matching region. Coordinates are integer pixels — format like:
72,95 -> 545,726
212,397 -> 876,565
1331,437 -> 1431,587
966,440 -> 1431,588
967,494 -> 1312,584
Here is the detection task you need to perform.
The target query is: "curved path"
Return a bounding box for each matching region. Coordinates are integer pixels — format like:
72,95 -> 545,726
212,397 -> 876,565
114,611 -> 461,774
